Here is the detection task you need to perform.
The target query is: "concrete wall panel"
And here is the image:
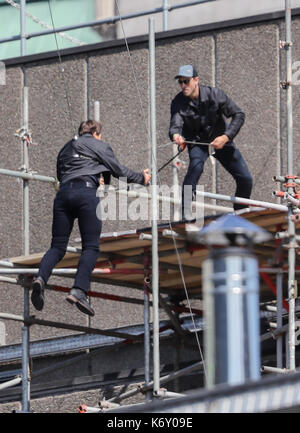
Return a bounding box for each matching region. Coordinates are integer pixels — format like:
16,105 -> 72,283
216,23 -> 280,205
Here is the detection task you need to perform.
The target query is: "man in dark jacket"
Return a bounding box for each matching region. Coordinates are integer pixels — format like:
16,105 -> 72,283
170,65 -> 252,220
31,120 -> 151,316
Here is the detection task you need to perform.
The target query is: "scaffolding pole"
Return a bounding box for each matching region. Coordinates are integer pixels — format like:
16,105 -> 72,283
284,0 -> 296,371
21,80 -> 31,412
149,17 -> 160,397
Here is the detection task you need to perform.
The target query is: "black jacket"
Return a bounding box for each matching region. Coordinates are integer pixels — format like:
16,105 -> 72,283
169,85 -> 245,144
56,133 -> 144,185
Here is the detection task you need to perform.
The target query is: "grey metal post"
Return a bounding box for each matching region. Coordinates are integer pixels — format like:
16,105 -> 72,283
20,0 -> 26,56
21,288 -> 30,412
163,0 -> 169,31
276,272 -> 283,368
149,17 -> 160,396
23,86 -> 30,256
285,0 -> 296,371
143,249 -> 151,402
94,101 -> 100,122
21,83 -> 31,411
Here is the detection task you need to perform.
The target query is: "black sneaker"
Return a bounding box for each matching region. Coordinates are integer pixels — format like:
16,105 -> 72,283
31,276 -> 45,311
66,288 -> 95,317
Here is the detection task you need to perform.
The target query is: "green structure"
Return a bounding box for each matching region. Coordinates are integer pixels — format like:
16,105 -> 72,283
0,0 -> 103,60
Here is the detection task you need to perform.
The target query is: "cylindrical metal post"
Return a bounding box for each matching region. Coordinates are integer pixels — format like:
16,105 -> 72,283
149,17 -> 160,396
276,272 -> 283,368
20,0 -> 26,56
143,249 -> 151,402
23,86 -> 30,256
285,0 -> 296,372
203,248 -> 261,388
21,288 -> 30,412
94,101 -> 100,122
21,83 -> 31,412
163,0 -> 169,31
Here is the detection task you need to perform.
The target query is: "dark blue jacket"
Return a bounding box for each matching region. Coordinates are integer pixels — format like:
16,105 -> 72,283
169,84 -> 245,144
56,133 -> 144,185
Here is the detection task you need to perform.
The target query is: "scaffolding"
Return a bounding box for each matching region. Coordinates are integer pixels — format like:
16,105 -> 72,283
0,0 -> 299,413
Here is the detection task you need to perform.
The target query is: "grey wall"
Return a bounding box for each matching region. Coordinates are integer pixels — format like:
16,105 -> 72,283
0,12 -> 299,411
116,0 -> 300,37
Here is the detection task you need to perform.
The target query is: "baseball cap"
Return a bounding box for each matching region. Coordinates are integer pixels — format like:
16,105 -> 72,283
175,65 -> 198,79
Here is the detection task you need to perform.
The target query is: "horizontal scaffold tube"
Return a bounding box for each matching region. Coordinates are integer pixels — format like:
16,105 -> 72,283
116,188 -> 232,213
195,190 -> 288,212
0,268 -> 145,275
0,168 -> 56,183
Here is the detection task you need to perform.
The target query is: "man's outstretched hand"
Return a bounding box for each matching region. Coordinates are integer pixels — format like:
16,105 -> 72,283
143,168 -> 151,185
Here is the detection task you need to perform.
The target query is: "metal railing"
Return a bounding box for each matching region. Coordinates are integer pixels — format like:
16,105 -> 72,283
0,0 -> 216,54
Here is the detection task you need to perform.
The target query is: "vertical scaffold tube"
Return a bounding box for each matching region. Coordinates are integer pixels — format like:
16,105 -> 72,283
285,0 -> 296,371
149,17 -> 160,396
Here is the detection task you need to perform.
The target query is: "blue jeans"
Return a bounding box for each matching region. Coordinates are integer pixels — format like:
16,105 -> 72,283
182,144 -> 253,218
38,181 -> 102,293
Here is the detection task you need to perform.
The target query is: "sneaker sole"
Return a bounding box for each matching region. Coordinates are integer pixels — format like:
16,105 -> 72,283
66,294 -> 95,317
31,282 -> 44,311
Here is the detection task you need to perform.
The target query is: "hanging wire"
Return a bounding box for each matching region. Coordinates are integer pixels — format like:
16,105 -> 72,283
5,0 -> 85,46
47,0 -> 76,137
114,0 -> 207,380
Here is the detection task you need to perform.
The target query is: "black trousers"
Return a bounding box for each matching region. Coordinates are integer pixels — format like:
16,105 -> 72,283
182,144 -> 253,218
38,180 -> 102,293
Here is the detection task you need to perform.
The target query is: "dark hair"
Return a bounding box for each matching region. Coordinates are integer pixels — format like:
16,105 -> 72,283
78,120 -> 102,136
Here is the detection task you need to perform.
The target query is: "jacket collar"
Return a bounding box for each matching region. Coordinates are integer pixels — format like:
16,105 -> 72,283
182,84 -> 207,106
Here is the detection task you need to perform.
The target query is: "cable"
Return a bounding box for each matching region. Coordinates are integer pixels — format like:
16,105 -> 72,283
5,0 -> 85,46
47,0 -> 76,137
114,0 -> 207,380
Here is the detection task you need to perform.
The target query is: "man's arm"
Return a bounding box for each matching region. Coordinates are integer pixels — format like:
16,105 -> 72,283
169,98 -> 185,140
215,88 -> 245,141
169,98 -> 186,149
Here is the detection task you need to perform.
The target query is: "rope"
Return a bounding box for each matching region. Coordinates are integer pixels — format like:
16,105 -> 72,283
114,0 -> 207,379
47,0 -> 76,137
4,0 -> 86,46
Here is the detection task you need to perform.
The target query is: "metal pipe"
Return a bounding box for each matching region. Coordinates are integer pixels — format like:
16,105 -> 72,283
22,86 -> 30,257
0,376 -> 22,391
261,365 -> 290,374
143,248 -> 151,402
276,272 -> 283,368
25,317 -> 143,341
0,276 -> 18,284
149,17 -> 160,397
156,389 -> 186,398
20,0 -> 26,56
94,100 -> 100,122
116,188 -> 233,213
283,0 -> 296,372
0,268 -> 146,275
195,190 -> 288,212
0,0 -> 215,44
0,168 -> 56,183
203,247 -> 261,387
0,312 -> 24,322
21,287 -> 30,413
21,81 -> 31,412
107,360 -> 203,404
163,0 -> 169,31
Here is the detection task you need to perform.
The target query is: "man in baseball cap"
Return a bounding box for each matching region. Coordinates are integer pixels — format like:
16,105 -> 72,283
169,64 -> 252,220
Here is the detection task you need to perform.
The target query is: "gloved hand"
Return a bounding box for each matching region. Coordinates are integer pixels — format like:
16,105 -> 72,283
173,133 -> 186,151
